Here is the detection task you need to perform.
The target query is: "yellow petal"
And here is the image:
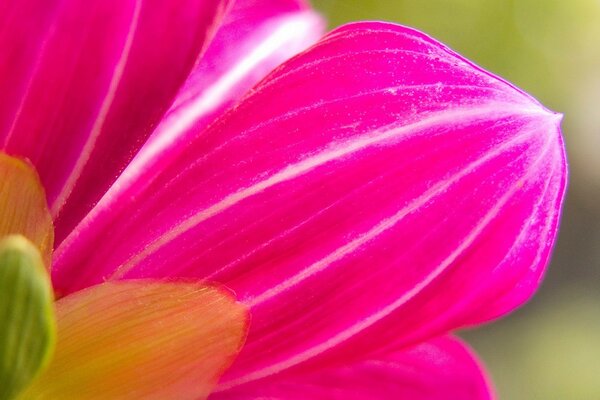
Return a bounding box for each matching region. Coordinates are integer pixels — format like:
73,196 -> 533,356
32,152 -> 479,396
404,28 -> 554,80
21,280 -> 248,400
0,153 -> 53,265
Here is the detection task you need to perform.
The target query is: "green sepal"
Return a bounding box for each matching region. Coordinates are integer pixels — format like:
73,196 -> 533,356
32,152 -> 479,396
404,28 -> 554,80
0,235 -> 56,400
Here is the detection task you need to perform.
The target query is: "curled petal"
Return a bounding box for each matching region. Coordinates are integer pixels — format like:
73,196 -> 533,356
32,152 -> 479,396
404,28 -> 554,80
211,336 -> 493,400
22,281 -> 248,400
53,22 -> 567,383
0,0 -> 231,240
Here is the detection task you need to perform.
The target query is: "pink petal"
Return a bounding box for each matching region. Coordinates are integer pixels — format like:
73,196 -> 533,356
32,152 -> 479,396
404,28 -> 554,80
0,1 -> 59,144
0,0 -> 231,240
58,0 -> 324,247
53,22 -> 567,383
210,336 -> 493,399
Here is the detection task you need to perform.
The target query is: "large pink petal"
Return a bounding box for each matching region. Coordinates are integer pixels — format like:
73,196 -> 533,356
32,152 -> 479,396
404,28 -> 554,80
139,0 -> 324,176
0,1 -> 59,143
53,22 -> 567,383
0,0 -> 231,239
211,336 -> 493,399
57,0 -> 324,246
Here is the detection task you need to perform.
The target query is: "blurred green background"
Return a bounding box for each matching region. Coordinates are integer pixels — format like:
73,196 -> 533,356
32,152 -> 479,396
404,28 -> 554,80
312,1 -> 600,399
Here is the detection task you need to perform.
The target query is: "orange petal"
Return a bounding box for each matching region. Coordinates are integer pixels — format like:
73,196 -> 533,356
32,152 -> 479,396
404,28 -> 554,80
0,153 -> 53,265
22,280 -> 249,400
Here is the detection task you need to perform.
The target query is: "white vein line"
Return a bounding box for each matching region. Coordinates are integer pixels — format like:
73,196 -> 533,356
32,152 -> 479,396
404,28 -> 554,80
49,0 -> 143,217
244,125 -> 540,308
445,156 -> 560,330
416,154 -> 559,331
2,11 -> 60,147
216,125 -> 556,391
160,85 -> 520,191
494,158 -> 560,290
202,184 -> 365,281
493,156 -> 558,277
250,48 -> 468,97
315,25 -> 548,111
524,152 -> 563,273
121,13 -> 319,188
111,103 -> 549,279
243,82 -> 511,137
55,12 -> 321,260
175,11 -> 319,109
203,116 -> 519,279
319,26 -> 435,50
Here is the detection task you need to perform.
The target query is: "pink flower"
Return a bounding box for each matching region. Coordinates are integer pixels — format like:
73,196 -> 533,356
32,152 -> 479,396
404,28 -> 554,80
0,0 -> 566,398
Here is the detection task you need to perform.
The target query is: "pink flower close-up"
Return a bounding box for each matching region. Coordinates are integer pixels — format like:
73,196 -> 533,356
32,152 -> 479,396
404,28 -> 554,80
0,0 -> 567,399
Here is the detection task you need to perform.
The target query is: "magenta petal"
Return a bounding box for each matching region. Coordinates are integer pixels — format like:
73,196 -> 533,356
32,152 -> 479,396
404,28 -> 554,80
0,1 -> 59,144
139,0 -> 324,172
210,336 -> 493,399
58,0 -> 324,249
53,22 -> 566,382
0,0 -> 231,240
121,0 -> 324,191
164,0 -> 324,133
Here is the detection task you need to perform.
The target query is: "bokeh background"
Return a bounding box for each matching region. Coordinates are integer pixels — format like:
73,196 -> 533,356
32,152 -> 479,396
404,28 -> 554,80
312,1 -> 600,398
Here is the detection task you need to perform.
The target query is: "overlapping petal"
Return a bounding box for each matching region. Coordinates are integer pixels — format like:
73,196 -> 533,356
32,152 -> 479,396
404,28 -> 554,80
53,22 -> 566,385
0,0 -> 231,241
211,336 -> 493,400
22,281 -> 248,399
56,0 -> 324,249
161,0 -> 323,134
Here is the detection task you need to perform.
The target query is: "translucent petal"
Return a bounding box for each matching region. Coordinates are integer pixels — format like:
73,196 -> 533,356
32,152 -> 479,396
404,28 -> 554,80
22,281 -> 248,400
